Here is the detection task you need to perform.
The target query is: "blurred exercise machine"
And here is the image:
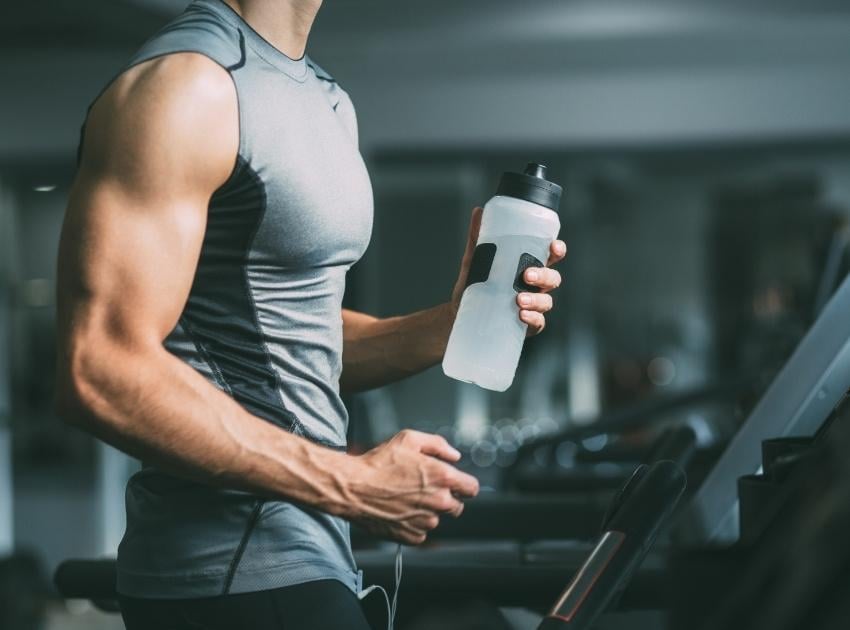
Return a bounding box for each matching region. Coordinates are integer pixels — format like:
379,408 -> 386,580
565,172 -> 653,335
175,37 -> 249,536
676,267 -> 850,543
669,383 -> 850,630
423,423 -> 697,542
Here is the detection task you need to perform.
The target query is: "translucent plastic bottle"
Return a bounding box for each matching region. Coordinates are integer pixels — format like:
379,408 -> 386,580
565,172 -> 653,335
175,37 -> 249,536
443,163 -> 562,391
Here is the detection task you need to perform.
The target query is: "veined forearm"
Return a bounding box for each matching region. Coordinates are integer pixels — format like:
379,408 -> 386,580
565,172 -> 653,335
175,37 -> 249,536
340,303 -> 455,392
59,343 -> 353,515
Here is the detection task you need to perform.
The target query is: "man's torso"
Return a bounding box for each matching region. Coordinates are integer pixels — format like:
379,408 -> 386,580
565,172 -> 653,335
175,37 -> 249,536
103,0 -> 373,598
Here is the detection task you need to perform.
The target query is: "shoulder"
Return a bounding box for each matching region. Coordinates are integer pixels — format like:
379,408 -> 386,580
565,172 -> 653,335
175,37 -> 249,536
128,2 -> 245,71
83,53 -> 238,189
306,56 -> 353,107
125,52 -> 236,107
306,57 -> 338,84
98,53 -> 237,141
306,56 -> 356,121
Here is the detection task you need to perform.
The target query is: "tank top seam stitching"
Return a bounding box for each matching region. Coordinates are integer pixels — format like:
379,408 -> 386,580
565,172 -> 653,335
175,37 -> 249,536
244,42 -> 310,82
234,166 -> 350,450
200,0 -> 310,81
221,498 -> 265,594
240,168 -> 310,437
307,59 -> 338,85
178,316 -> 233,395
226,28 -> 247,72
180,201 -> 347,450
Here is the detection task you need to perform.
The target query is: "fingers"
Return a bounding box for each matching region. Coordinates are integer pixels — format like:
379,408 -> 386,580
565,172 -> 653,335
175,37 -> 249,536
393,512 -> 442,545
398,429 -> 461,463
420,435 -> 462,463
396,497 -> 460,544
369,511 -> 439,546
519,239 -> 563,336
427,487 -> 465,516
517,293 -> 552,336
547,239 -> 567,266
367,429 -> 479,547
410,513 -> 440,532
517,292 -> 553,313
402,532 -> 427,545
524,266 -> 561,292
520,309 -> 546,334
395,525 -> 428,546
439,463 -> 480,499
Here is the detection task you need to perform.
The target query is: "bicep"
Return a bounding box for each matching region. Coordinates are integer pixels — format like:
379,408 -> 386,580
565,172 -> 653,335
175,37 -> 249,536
58,172 -> 207,345
57,53 -> 238,349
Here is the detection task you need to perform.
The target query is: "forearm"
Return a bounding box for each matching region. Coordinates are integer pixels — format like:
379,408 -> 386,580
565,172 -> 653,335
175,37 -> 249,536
58,341 -> 355,516
340,303 -> 455,392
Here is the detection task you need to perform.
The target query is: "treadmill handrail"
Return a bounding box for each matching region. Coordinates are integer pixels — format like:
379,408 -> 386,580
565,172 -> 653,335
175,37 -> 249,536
538,460 -> 687,630
676,271 -> 850,544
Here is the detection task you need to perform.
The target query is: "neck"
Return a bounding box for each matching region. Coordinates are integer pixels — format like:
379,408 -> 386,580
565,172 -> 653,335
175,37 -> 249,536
222,0 -> 322,60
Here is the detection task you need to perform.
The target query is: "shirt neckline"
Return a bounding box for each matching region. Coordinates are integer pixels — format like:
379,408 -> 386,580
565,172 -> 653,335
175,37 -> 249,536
195,0 -> 309,81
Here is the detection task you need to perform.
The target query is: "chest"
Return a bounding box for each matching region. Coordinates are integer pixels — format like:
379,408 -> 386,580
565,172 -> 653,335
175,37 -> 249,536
235,68 -> 374,269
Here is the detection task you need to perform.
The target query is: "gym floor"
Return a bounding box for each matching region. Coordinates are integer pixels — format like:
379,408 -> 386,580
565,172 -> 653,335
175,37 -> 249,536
3,1 -> 850,630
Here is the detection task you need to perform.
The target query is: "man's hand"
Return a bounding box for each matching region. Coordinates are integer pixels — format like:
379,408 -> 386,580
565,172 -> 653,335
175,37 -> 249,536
451,207 -> 567,336
339,430 -> 479,544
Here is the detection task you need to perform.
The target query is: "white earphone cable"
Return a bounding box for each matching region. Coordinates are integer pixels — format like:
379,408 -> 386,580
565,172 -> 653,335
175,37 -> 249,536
358,544 -> 404,630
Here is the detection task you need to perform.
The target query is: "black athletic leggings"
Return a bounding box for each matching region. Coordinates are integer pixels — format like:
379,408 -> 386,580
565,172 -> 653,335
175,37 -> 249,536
119,579 -> 376,630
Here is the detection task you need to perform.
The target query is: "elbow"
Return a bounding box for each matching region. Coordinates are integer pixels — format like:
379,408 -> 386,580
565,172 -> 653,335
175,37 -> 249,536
54,344 -> 105,431
54,372 -> 92,431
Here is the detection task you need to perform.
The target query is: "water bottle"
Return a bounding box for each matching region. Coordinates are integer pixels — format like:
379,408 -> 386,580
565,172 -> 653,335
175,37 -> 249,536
443,163 -> 562,391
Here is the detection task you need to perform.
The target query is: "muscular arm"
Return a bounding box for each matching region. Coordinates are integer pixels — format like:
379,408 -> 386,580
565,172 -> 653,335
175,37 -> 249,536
56,53 -> 476,544
340,305 -> 454,392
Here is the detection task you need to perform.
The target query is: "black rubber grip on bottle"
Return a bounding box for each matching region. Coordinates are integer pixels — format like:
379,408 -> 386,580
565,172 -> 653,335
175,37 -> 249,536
514,253 -> 544,293
465,243 -> 497,288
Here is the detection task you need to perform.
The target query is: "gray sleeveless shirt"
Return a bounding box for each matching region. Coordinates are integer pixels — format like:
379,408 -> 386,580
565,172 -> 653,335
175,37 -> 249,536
102,0 -> 374,598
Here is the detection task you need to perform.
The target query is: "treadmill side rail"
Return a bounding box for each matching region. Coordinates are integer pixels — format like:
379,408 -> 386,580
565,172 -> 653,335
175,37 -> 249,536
547,531 -> 626,623
677,272 -> 850,544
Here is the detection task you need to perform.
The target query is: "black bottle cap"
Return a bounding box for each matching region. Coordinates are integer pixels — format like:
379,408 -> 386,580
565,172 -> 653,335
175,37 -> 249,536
496,163 -> 562,211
